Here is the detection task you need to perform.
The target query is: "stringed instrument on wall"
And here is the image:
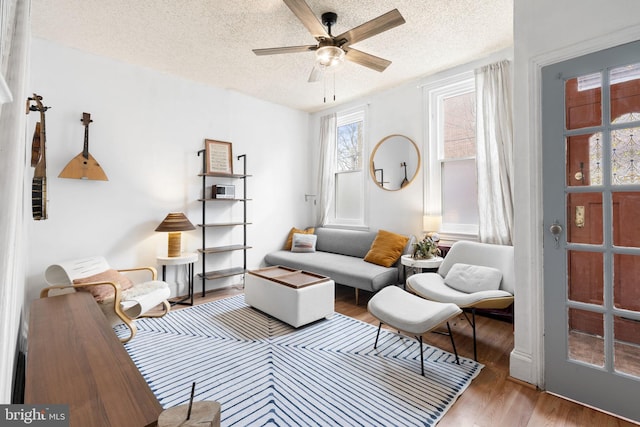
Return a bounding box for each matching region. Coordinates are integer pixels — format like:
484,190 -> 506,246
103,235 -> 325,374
59,112 -> 108,180
30,122 -> 42,167
400,161 -> 409,188
26,93 -> 49,220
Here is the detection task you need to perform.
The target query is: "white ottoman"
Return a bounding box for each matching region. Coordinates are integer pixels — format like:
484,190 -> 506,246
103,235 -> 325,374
367,285 -> 462,375
245,266 -> 335,328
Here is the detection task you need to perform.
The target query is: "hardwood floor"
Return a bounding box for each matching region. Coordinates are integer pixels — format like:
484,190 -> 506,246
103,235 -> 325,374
170,285 -> 638,427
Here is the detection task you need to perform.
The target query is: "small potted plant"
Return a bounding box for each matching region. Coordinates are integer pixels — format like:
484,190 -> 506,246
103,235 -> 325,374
412,233 -> 441,259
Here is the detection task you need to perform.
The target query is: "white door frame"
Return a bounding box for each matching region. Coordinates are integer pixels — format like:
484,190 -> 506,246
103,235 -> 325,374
511,26 -> 640,387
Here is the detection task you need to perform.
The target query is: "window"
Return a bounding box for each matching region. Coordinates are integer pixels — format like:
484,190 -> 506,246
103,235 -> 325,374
426,73 -> 479,238
329,108 -> 367,226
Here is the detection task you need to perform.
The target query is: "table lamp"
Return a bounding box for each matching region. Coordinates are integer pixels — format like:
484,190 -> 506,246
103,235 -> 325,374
423,215 -> 442,237
155,212 -> 196,257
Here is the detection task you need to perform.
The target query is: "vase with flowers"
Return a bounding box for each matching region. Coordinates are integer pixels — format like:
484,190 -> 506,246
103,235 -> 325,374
412,233 -> 441,259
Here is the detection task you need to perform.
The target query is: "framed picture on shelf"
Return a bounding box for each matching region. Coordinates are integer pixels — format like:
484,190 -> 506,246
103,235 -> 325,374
205,139 -> 233,175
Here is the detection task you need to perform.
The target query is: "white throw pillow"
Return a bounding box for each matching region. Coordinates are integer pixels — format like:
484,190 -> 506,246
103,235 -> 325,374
291,233 -> 317,253
444,263 -> 503,294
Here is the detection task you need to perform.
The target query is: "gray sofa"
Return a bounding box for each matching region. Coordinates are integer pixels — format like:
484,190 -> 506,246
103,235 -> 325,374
264,227 -> 414,303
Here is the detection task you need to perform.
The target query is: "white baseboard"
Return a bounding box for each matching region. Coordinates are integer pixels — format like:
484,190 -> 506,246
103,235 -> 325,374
509,348 -> 539,387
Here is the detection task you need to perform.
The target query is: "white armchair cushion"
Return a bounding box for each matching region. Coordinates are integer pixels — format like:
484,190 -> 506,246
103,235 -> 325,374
407,272 -> 512,308
120,281 -> 170,318
444,263 -> 502,294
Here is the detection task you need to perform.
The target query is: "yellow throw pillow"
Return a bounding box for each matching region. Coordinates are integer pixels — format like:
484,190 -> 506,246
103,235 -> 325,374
364,229 -> 410,268
73,269 -> 134,303
284,227 -> 315,250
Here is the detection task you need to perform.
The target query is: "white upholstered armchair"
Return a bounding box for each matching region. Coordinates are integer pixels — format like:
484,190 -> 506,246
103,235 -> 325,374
406,240 -> 515,360
41,256 -> 171,343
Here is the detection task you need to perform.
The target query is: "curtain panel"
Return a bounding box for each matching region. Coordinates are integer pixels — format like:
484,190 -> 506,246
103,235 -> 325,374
475,60 -> 514,245
315,113 -> 336,226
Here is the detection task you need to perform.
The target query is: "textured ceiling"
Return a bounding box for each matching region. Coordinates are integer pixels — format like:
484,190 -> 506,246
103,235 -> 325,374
31,0 -> 513,113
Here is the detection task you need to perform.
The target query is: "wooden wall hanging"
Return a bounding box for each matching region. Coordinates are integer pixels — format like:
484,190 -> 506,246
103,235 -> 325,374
26,93 -> 49,220
59,112 -> 108,180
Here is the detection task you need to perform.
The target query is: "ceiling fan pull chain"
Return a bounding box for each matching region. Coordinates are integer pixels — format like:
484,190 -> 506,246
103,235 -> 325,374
333,73 -> 336,101
323,74 -> 327,103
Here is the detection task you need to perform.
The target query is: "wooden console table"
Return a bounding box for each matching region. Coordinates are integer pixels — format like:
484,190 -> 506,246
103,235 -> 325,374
25,292 -> 162,427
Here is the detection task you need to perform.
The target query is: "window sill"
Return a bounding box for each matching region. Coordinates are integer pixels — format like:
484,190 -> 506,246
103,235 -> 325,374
436,231 -> 478,247
322,223 -> 369,232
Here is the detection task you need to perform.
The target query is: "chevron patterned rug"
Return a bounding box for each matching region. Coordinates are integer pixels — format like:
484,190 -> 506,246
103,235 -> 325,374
118,295 -> 482,426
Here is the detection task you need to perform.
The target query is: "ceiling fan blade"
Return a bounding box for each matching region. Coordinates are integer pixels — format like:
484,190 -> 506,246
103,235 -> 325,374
252,45 -> 317,56
308,66 -> 322,83
344,48 -> 392,73
336,9 -> 405,47
283,0 -> 329,39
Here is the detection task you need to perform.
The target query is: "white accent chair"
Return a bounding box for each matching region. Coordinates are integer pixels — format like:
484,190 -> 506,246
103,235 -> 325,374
41,256 -> 171,343
406,241 -> 515,360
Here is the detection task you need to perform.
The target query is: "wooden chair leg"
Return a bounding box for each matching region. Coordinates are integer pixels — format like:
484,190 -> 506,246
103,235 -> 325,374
140,300 -> 171,318
118,318 -> 137,343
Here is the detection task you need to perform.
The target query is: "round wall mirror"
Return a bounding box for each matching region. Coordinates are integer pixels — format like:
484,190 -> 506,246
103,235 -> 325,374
369,134 -> 421,191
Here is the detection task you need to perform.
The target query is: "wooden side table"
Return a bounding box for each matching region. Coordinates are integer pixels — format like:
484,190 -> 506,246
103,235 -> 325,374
158,253 -> 198,306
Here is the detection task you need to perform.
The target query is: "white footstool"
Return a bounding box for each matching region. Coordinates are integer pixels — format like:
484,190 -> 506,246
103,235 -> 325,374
367,285 -> 462,375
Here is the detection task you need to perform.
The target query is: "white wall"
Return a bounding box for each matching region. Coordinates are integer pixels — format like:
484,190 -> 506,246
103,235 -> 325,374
308,50 -> 511,239
24,39 -> 310,320
512,0 -> 640,385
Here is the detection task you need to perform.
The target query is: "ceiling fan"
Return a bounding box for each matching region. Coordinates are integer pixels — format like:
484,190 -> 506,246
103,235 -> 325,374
252,0 -> 406,82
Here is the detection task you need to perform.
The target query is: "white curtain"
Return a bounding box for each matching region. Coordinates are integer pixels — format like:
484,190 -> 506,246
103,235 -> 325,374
0,0 -> 30,403
475,60 -> 514,245
315,113 -> 336,226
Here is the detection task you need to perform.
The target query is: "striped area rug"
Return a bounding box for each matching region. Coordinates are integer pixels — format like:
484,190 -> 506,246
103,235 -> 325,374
118,295 -> 482,426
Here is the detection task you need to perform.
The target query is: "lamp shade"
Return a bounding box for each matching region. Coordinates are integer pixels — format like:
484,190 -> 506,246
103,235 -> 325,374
423,215 -> 442,233
155,212 -> 196,232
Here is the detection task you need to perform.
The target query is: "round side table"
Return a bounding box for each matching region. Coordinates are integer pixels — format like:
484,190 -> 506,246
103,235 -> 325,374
400,255 -> 443,288
400,254 -> 444,271
157,253 -> 198,306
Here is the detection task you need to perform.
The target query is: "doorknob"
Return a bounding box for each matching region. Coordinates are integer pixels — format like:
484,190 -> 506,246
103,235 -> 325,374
549,221 -> 563,248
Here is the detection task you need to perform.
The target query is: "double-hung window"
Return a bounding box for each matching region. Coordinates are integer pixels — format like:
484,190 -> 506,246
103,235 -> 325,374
328,108 -> 367,227
425,72 -> 479,239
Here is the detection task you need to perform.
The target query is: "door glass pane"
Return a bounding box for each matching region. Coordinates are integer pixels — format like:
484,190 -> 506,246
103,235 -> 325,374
567,74 -> 602,130
614,315 -> 640,377
611,125 -> 640,185
610,63 -> 640,121
567,134 -> 602,186
614,253 -> 640,311
568,250 -> 603,305
566,193 -> 602,244
568,308 -> 604,367
612,192 -> 640,248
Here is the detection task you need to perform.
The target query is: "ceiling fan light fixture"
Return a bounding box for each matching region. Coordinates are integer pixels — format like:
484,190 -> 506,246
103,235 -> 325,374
315,46 -> 345,71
